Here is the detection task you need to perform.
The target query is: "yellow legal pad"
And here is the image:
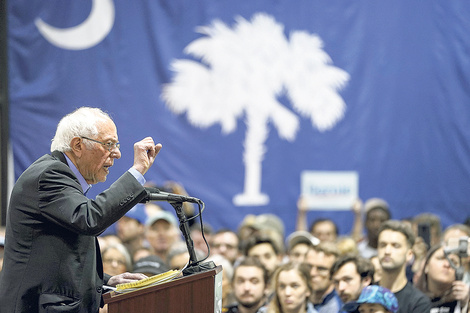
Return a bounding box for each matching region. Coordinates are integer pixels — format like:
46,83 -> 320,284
116,269 -> 181,292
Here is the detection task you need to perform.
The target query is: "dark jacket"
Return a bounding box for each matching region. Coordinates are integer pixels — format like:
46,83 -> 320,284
0,151 -> 147,313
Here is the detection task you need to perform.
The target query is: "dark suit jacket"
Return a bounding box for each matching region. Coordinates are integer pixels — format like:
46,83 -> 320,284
0,151 -> 147,313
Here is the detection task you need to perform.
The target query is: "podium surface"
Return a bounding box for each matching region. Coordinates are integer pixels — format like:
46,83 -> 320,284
104,265 -> 223,313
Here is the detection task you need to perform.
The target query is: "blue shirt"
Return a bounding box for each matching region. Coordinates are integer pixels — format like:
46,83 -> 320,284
64,154 -> 92,195
314,289 -> 342,313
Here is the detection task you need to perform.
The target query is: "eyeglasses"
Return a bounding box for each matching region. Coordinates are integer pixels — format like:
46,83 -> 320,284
103,258 -> 127,266
80,136 -> 120,152
311,265 -> 331,274
213,243 -> 237,250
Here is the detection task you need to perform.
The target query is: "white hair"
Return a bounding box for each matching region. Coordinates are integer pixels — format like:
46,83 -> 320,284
50,107 -> 112,152
102,242 -> 133,271
207,254 -> 234,281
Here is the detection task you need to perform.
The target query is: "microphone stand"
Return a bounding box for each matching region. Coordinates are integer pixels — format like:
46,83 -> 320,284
169,201 -> 215,276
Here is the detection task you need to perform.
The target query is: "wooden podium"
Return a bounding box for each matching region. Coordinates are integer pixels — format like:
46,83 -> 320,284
104,265 -> 223,313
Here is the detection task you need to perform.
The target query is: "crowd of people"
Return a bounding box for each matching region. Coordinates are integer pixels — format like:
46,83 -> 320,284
86,193 -> 470,313
1,107 -> 470,313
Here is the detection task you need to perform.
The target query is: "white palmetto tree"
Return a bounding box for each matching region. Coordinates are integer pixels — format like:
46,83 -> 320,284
162,13 -> 349,206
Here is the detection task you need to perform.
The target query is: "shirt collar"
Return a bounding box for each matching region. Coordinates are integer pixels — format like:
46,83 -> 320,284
314,288 -> 337,309
63,153 -> 92,195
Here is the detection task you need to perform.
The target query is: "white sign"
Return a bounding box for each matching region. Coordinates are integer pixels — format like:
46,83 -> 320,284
301,171 -> 359,210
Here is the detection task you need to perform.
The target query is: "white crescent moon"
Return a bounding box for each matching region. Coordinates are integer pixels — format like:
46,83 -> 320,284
35,0 -> 115,50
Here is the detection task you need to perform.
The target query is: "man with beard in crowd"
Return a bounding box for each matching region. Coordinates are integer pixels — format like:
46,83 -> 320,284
330,254 -> 375,312
377,220 -> 431,313
305,242 -> 342,312
224,257 -> 269,313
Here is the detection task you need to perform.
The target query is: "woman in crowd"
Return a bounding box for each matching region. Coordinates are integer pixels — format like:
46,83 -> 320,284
101,243 -> 132,276
415,244 -> 469,313
267,262 -> 315,313
100,243 -> 133,313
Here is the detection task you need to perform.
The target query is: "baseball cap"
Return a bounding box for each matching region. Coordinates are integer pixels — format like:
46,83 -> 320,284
286,231 -> 320,251
253,214 -> 285,237
124,204 -> 148,224
342,285 -> 398,313
364,198 -> 390,213
133,255 -> 170,276
146,210 -> 178,227
238,214 -> 257,230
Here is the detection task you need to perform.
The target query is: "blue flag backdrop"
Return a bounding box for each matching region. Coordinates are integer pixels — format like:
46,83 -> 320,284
8,0 -> 470,238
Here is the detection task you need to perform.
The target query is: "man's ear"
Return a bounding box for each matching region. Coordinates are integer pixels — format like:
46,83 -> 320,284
362,276 -> 372,288
406,248 -> 414,263
264,284 -> 271,297
70,137 -> 83,157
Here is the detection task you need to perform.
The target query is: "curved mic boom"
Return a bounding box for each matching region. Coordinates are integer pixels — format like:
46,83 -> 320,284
140,187 -> 200,203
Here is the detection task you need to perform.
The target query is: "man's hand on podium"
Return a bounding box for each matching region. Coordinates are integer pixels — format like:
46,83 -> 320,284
107,272 -> 148,287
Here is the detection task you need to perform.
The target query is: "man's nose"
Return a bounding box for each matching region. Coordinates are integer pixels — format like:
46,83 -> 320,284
243,281 -> 252,290
383,244 -> 392,253
112,149 -> 121,159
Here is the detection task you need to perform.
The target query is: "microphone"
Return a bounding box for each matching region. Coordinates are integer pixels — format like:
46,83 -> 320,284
140,187 -> 200,203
